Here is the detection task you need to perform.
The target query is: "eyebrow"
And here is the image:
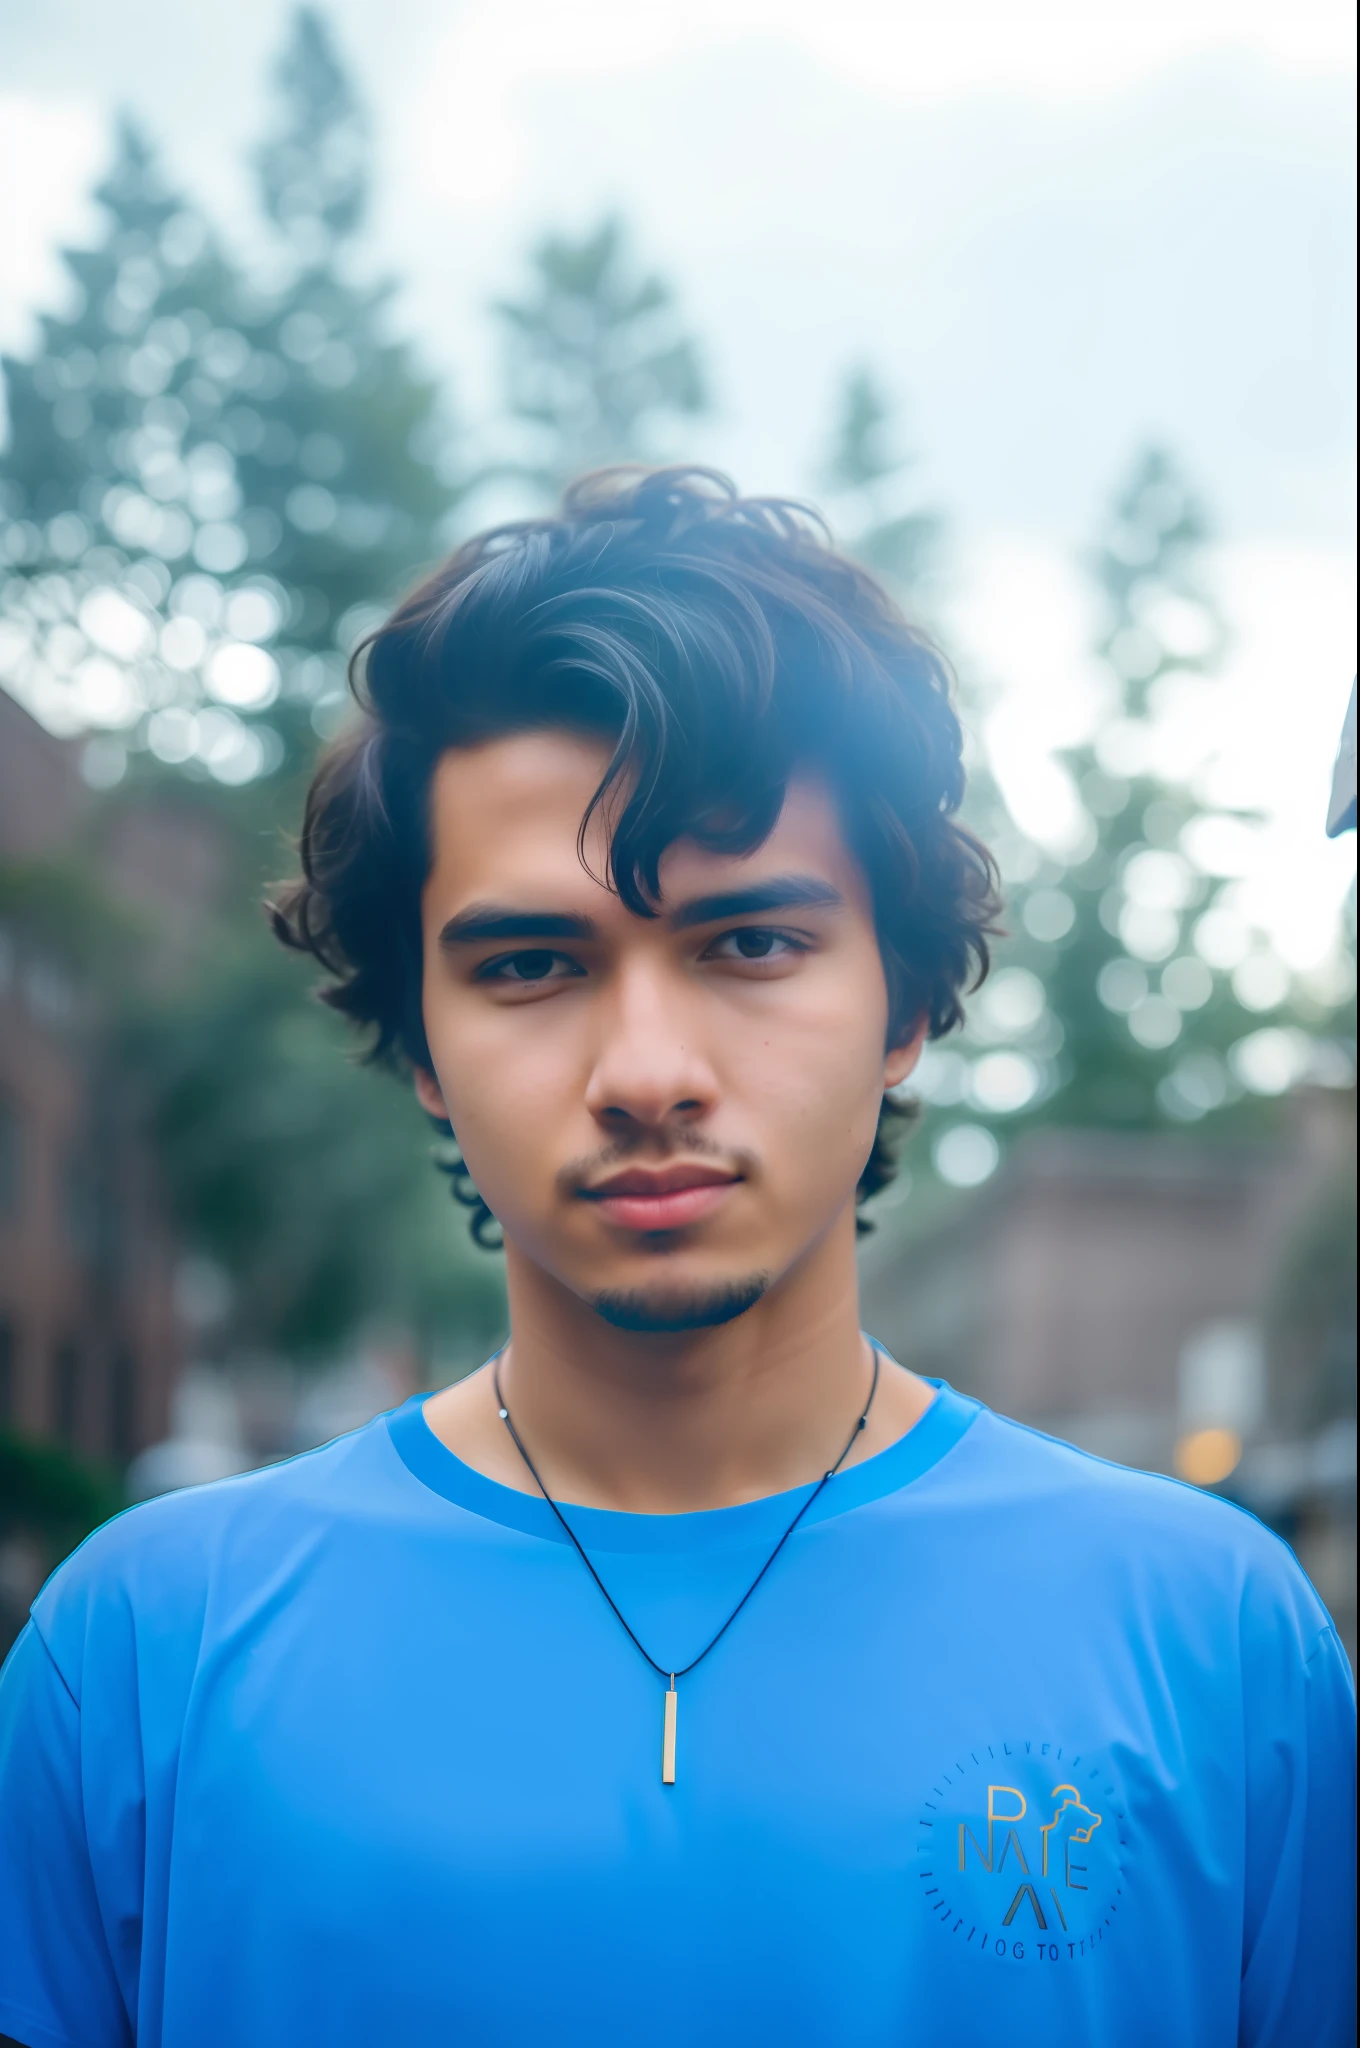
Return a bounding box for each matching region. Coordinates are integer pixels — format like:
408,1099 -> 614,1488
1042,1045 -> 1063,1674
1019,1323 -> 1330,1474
438,875 -> 844,949
669,877 -> 845,930
439,907 -> 599,946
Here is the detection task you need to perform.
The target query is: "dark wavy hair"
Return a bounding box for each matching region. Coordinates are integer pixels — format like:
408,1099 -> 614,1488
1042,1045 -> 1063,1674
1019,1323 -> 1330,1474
272,467 -> 1000,1245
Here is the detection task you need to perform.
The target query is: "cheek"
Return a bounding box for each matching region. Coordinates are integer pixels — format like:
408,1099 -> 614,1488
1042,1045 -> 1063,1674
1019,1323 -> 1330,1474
727,954 -> 889,1143
421,987 -> 582,1172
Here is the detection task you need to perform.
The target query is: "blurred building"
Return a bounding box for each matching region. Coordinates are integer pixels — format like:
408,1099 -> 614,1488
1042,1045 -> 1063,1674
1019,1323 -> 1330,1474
0,691 -> 225,1466
861,1095 -> 1357,1658
124,1329 -> 430,1507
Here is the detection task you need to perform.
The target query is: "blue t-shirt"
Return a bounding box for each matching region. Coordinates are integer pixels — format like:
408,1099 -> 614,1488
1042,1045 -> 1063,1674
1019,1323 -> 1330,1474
0,1374 -> 1353,2048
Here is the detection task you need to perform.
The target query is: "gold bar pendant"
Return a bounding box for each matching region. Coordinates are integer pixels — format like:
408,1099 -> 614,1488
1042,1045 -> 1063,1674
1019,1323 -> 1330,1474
662,1677 -> 678,1785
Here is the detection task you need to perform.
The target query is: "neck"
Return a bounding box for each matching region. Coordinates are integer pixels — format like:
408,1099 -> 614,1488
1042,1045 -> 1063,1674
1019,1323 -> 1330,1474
424,1204 -> 935,1513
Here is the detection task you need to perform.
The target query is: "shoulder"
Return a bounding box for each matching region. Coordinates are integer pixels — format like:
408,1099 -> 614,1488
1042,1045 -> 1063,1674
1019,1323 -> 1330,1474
954,1401 -> 1335,1650
30,1413 -> 404,1704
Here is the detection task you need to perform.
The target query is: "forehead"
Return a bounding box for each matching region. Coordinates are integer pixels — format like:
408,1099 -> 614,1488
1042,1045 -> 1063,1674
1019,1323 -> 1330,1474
422,729 -> 867,917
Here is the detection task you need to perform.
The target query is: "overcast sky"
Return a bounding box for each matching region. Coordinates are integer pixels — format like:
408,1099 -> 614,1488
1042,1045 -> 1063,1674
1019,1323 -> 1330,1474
2,0 -> 1356,957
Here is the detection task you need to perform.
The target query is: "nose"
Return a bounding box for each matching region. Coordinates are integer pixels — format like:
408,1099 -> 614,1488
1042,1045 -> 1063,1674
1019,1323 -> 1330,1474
582,957 -> 719,1136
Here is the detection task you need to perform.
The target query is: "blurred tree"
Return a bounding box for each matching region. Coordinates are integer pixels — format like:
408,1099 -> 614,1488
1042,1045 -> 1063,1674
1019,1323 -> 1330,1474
492,215 -> 707,495
0,9 -> 457,794
0,1431 -> 124,1652
821,365 -> 939,593
916,447 -> 1349,1183
125,920 -> 507,1359
0,822 -> 506,1366
0,14 -> 502,1378
255,5 -> 368,256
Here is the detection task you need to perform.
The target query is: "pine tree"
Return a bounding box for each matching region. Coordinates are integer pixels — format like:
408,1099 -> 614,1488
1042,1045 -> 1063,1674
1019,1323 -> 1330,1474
0,14 -> 499,1368
492,216 -> 707,496
0,9 -> 456,792
127,924 -> 509,1360
920,447 -> 1334,1183
255,5 -> 368,257
820,366 -> 939,593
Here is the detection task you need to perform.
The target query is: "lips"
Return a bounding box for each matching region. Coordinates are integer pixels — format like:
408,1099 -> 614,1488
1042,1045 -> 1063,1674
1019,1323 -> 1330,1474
583,1163 -> 741,1233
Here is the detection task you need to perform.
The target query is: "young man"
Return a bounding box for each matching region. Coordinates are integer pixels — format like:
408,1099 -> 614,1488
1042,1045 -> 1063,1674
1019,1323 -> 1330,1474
0,470 -> 1352,2047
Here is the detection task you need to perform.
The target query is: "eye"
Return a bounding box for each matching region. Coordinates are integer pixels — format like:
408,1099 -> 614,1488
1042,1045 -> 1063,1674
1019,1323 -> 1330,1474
475,949 -> 585,987
704,927 -> 807,965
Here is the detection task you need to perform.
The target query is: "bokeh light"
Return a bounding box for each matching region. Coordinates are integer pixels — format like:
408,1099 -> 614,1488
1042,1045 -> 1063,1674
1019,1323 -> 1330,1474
933,1125 -> 1002,1188
1173,1426 -> 1243,1488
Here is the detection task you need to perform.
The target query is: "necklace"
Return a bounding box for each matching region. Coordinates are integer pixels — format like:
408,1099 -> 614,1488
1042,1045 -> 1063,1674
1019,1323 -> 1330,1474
493,1347 -> 880,1786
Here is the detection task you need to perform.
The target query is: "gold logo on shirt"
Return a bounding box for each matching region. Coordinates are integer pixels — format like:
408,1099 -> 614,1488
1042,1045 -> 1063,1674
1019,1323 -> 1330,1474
956,1783 -> 1103,1932
916,1739 -> 1125,1963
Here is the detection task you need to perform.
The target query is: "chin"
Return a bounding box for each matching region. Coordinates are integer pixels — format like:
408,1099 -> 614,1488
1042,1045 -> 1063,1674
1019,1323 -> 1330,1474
589,1274 -> 771,1334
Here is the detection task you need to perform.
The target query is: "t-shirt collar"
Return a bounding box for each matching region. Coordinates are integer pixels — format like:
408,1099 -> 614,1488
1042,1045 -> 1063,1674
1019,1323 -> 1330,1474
384,1351 -> 980,1554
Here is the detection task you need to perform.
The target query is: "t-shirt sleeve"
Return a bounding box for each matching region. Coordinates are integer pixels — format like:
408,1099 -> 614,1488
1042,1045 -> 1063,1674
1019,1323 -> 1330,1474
0,1621 -> 133,2048
1238,1578 -> 1356,2048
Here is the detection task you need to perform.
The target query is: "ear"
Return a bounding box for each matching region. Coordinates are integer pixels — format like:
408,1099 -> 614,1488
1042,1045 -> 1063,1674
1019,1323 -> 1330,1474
883,1015 -> 929,1092
413,1064 -> 449,1121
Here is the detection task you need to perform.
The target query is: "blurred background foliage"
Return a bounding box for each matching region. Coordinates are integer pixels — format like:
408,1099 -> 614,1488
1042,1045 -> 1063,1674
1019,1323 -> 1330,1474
0,8 -> 1353,1549
908,444 -> 1353,1189
493,214 -> 708,496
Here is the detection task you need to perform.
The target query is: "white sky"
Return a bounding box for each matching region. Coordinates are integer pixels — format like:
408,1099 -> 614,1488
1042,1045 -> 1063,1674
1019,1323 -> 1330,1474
1,0 -> 1356,960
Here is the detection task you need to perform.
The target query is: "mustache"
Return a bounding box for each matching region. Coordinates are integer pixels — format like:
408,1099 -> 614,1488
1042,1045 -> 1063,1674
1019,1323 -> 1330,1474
556,1129 -> 758,1200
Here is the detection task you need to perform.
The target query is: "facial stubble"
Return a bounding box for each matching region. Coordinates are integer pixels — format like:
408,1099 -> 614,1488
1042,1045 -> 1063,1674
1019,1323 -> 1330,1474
590,1272 -> 771,1334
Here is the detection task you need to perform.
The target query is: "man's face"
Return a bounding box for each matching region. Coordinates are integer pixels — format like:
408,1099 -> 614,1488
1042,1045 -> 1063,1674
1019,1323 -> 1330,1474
416,730 -> 922,1330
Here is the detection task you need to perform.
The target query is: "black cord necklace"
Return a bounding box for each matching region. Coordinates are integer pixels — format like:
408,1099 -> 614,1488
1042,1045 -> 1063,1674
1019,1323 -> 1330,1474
493,1347 -> 880,1785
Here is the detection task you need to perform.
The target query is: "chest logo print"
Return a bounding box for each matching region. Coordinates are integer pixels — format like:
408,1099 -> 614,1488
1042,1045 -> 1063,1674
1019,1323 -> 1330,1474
916,1741 -> 1126,1964
958,1783 -> 1101,1930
